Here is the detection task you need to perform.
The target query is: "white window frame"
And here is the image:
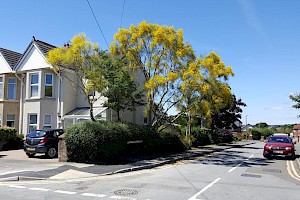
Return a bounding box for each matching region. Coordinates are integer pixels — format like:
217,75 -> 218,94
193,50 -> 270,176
45,73 -> 53,97
6,114 -> 15,127
29,114 -> 38,132
0,77 -> 3,100
7,77 -> 17,100
43,114 -> 52,129
30,73 -> 39,98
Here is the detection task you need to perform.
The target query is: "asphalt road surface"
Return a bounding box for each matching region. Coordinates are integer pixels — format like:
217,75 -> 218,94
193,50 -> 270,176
0,142 -> 300,200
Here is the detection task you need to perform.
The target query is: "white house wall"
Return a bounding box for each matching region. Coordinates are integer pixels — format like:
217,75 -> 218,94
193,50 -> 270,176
0,53 -> 12,73
17,45 -> 52,71
61,71 -> 77,115
22,100 -> 40,134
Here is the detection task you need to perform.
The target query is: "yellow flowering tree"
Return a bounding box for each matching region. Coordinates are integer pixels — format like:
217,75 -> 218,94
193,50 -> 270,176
110,21 -> 195,128
47,34 -> 106,121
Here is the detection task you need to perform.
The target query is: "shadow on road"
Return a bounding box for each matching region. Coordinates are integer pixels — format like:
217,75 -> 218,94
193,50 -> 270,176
189,150 -> 274,167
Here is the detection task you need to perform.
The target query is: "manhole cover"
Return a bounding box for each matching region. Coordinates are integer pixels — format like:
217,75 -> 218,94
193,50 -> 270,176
114,189 -> 138,196
263,168 -> 281,173
241,173 -> 261,178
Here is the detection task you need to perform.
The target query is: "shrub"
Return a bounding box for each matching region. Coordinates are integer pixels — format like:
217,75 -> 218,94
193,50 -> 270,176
0,127 -> 17,141
190,127 -> 212,146
2,134 -> 24,150
250,129 -> 261,140
65,121 -> 186,163
211,129 -> 233,144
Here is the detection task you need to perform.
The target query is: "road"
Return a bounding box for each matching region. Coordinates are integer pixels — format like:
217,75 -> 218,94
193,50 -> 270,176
0,142 -> 300,200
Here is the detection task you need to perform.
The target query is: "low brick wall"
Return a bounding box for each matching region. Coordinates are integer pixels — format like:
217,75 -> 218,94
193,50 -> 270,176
58,134 -> 68,162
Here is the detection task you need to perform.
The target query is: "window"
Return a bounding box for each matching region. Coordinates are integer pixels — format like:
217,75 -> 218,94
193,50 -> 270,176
30,74 -> 39,97
0,77 -> 3,99
29,114 -> 37,132
8,77 -> 16,100
45,74 -> 53,97
43,114 -> 52,129
6,115 -> 15,127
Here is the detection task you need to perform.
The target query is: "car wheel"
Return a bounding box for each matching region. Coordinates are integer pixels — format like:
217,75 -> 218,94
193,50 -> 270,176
290,153 -> 296,160
26,153 -> 36,158
46,147 -> 57,158
263,151 -> 271,159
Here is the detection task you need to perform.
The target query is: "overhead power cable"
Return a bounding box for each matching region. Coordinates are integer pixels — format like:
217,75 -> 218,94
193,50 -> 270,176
86,0 -> 109,49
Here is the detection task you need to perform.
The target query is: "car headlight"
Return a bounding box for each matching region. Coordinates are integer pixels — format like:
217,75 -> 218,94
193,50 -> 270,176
285,147 -> 292,150
264,145 -> 272,150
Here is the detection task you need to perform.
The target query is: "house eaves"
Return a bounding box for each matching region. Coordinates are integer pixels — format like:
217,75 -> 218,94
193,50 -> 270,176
15,36 -> 56,71
0,47 -> 22,71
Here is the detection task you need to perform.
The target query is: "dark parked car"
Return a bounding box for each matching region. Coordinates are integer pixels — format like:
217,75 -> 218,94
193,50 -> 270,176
263,133 -> 296,159
24,129 -> 64,158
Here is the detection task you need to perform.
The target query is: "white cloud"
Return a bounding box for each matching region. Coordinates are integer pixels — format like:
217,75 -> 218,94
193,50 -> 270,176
237,0 -> 266,36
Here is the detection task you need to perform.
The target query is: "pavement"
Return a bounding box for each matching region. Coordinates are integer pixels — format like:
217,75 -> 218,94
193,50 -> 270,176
0,140 -> 264,182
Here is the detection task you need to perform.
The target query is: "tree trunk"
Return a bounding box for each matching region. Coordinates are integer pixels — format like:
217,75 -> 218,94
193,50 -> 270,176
89,103 -> 96,122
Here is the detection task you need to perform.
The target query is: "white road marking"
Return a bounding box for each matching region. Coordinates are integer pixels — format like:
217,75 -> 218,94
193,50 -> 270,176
81,193 -> 106,197
228,155 -> 254,172
54,190 -> 77,194
110,196 -> 136,199
188,178 -> 221,200
29,187 -> 50,191
9,185 -> 26,189
228,163 -> 242,172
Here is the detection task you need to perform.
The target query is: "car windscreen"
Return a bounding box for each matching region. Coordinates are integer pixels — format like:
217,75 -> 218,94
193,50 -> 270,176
27,130 -> 47,138
268,136 -> 291,143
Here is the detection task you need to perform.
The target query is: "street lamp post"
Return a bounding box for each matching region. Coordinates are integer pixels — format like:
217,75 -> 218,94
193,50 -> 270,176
245,115 -> 248,140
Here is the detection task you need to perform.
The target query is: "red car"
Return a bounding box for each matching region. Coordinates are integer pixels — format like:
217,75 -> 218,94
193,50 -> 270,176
263,134 -> 296,159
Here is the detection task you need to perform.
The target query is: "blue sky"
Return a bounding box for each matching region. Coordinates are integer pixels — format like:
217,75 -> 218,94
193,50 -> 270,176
1,0 -> 300,125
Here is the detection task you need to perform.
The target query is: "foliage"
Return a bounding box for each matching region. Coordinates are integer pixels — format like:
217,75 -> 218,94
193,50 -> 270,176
190,127 -> 212,146
251,128 -> 275,139
99,51 -> 145,121
250,129 -> 261,140
211,129 -> 234,144
0,127 -> 17,141
210,94 -> 246,130
290,93 -> 300,117
254,122 -> 268,128
3,134 -> 24,150
110,21 -> 234,131
47,34 -> 106,121
65,121 -> 187,163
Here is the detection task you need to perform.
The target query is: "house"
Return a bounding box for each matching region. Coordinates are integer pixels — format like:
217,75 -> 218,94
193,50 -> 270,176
0,48 -> 22,132
292,124 -> 300,137
6,36 -> 145,135
241,124 -> 253,132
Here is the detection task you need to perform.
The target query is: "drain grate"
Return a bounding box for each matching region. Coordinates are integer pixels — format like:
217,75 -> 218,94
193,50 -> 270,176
263,168 -> 282,173
114,189 -> 138,196
241,173 -> 261,178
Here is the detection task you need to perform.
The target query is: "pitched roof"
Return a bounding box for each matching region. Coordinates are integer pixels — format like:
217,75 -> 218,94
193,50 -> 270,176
0,47 -> 22,68
15,36 -> 57,71
34,38 -> 56,56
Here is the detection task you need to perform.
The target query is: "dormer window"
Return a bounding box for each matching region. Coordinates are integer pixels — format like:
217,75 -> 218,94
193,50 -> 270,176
45,74 -> 53,97
30,73 -> 39,97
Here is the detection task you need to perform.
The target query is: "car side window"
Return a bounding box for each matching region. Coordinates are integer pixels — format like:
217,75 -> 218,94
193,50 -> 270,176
53,131 -> 59,138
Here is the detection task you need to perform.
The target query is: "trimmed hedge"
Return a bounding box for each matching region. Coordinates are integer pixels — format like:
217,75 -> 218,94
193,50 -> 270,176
0,127 -> 17,141
65,121 -> 187,163
190,127 -> 212,146
250,129 -> 261,140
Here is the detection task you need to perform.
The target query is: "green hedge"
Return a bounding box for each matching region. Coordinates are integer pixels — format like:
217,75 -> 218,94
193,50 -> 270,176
65,121 -> 187,163
0,127 -> 17,141
250,129 -> 261,140
190,127 -> 212,146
